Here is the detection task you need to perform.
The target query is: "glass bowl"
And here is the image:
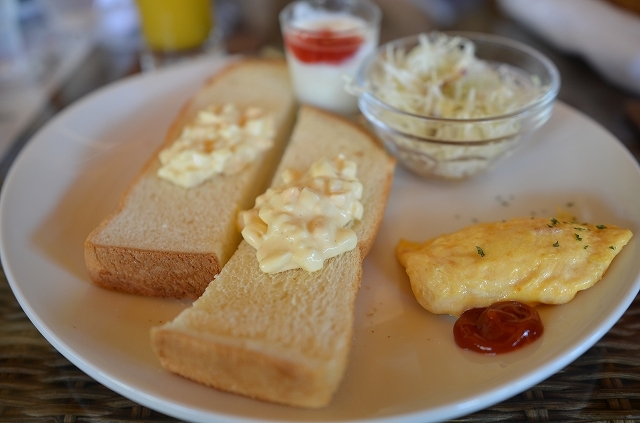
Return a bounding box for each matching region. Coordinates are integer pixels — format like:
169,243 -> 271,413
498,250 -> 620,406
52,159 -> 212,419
356,32 -> 561,180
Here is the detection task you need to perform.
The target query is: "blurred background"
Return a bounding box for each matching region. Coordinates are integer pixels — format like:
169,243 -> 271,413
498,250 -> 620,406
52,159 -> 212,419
0,0 -> 639,171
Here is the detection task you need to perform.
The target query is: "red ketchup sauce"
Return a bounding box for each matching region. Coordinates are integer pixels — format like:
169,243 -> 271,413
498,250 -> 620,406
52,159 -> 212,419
453,301 -> 543,355
284,29 -> 364,64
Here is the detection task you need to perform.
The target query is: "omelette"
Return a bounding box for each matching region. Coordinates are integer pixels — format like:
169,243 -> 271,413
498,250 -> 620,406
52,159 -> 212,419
396,216 -> 633,316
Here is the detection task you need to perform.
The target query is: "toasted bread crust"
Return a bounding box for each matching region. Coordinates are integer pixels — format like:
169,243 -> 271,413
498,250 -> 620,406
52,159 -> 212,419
85,245 -> 220,299
151,243 -> 364,408
151,106 -> 396,408
152,326 -> 338,408
84,59 -> 297,299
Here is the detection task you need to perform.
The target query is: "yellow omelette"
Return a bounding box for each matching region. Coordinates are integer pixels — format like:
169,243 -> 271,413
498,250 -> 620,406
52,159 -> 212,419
396,216 -> 633,316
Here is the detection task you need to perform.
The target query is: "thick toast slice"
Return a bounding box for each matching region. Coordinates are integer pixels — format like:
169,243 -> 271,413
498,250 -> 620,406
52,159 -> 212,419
84,59 -> 297,299
151,106 -> 396,408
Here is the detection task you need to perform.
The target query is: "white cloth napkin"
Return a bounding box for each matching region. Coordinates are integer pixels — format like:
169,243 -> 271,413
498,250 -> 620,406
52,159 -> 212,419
498,0 -> 640,95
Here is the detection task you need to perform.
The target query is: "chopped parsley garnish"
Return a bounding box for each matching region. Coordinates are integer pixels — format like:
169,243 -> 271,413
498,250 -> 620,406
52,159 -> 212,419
597,224 -> 607,229
553,241 -> 560,247
584,245 -> 589,249
575,234 -> 582,241
610,246 -> 616,250
476,246 -> 485,257
550,218 -> 558,226
574,227 -> 586,231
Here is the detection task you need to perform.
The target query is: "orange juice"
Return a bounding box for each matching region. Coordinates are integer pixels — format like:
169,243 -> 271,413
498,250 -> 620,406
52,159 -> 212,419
136,0 -> 213,51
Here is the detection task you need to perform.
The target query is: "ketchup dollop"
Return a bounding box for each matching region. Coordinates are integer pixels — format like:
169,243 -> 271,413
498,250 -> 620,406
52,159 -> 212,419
284,29 -> 364,64
453,301 -> 543,355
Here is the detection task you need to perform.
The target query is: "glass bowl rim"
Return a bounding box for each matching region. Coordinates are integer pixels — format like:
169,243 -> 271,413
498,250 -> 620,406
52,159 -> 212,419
356,31 -> 561,123
362,107 -> 534,146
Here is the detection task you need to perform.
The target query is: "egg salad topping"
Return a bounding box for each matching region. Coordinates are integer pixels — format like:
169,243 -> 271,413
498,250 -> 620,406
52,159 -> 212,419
239,154 -> 363,274
157,104 -> 275,188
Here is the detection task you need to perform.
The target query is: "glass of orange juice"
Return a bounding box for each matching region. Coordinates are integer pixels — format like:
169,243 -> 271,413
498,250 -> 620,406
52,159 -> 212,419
136,0 -> 221,70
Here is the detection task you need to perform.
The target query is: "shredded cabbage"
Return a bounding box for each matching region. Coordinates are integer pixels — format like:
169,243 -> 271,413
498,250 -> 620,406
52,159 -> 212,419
361,32 -> 550,180
372,32 -> 543,121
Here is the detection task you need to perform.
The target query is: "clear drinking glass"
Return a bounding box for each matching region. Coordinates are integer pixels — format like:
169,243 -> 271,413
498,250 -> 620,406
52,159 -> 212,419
136,0 -> 222,71
279,0 -> 381,115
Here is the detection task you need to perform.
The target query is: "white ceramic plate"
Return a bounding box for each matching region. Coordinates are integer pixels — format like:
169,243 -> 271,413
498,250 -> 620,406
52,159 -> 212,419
1,55 -> 640,423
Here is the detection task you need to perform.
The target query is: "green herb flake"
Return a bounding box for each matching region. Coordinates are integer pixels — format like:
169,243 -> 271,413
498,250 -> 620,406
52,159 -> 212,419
574,227 -> 586,231
596,224 -> 607,229
476,246 -> 485,257
584,245 -> 589,249
575,234 -> 582,241
553,241 -> 560,248
610,246 -> 616,250
550,218 -> 559,226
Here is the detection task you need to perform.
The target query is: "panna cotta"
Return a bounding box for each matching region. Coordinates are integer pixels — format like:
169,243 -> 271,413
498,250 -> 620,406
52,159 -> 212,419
280,1 -> 380,115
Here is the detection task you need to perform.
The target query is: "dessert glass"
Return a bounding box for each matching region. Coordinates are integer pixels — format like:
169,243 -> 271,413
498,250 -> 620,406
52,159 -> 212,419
279,0 -> 381,115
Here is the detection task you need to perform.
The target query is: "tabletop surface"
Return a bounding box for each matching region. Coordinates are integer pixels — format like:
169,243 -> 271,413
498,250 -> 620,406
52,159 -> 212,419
0,1 -> 639,422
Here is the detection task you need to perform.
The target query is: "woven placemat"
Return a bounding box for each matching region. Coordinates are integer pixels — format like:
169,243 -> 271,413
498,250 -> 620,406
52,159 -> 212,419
1,268 -> 639,422
0,273 -> 177,422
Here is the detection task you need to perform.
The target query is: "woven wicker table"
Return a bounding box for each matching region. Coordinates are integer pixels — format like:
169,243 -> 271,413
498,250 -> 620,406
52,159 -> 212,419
0,268 -> 639,422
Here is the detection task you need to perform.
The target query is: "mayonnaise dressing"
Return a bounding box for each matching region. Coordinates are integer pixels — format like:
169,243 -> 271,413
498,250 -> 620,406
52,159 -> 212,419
239,155 -> 363,273
157,104 -> 274,188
